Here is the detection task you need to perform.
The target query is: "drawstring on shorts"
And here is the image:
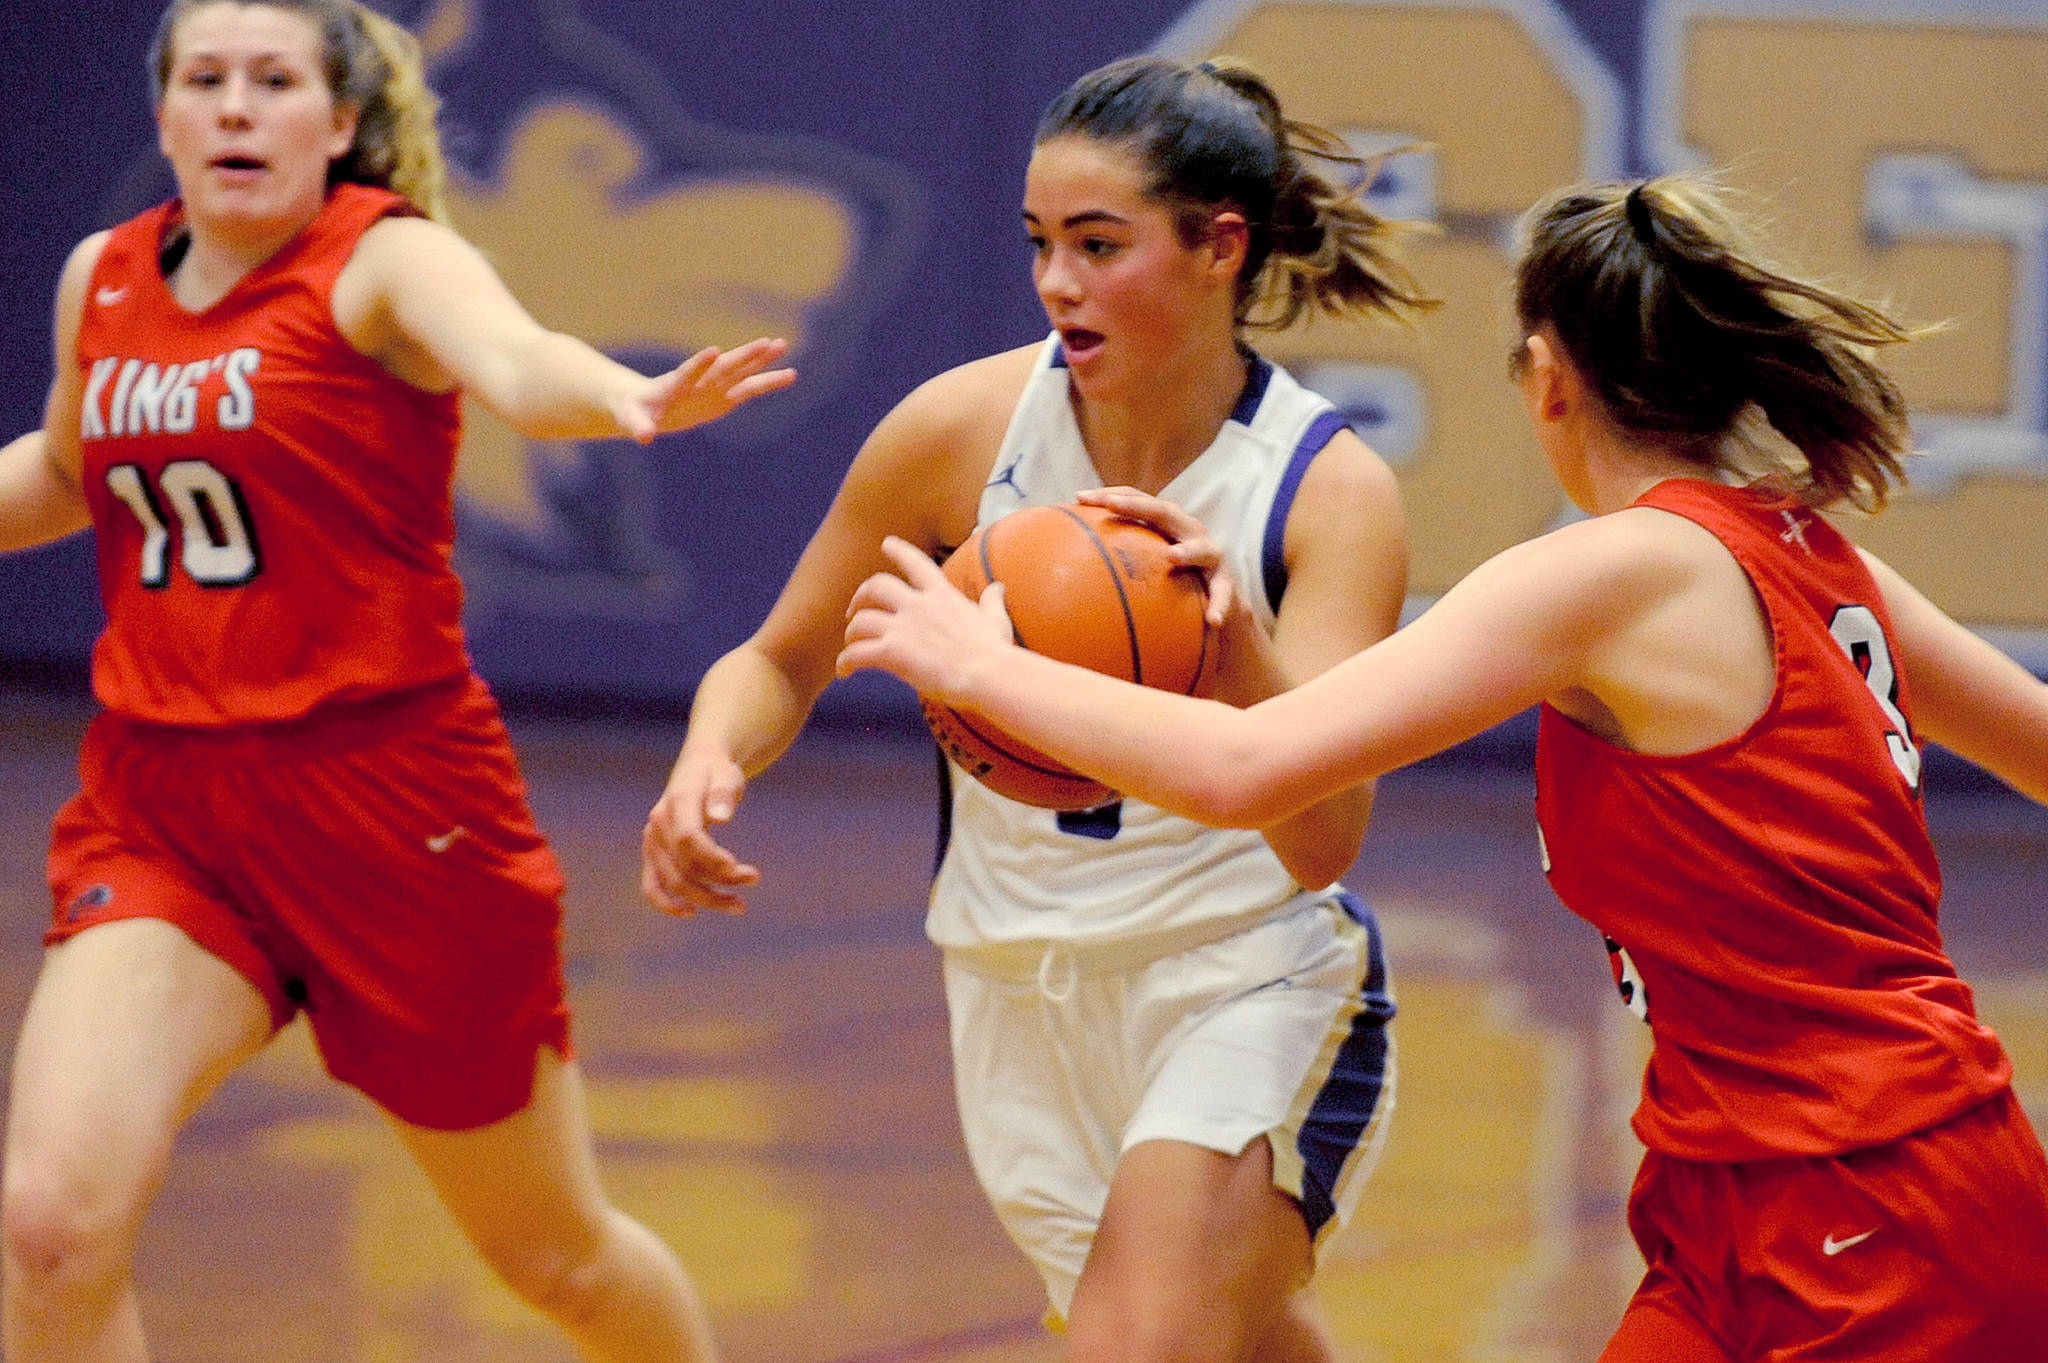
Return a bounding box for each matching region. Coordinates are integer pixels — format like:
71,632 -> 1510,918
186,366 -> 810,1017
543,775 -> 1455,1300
1036,943 -> 1078,1003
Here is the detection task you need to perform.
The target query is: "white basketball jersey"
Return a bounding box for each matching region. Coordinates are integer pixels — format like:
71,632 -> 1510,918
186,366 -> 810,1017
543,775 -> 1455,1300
929,335 -> 1358,960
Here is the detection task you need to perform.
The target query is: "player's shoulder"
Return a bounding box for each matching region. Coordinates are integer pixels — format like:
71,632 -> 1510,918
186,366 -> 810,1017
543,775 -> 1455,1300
867,342 -> 1039,464
1295,423 -> 1398,501
1514,503 -> 1737,607
51,229 -> 118,339
898,343 -> 1039,421
58,229 -> 116,291
343,212 -> 473,291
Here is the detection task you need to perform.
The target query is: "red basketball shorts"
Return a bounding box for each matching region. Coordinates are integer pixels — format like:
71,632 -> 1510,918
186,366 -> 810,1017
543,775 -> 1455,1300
46,673 -> 571,1130
1603,1088 -> 2048,1362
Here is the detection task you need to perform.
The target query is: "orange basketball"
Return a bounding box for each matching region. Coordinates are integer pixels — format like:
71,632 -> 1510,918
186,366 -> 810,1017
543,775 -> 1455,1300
922,503 -> 1213,810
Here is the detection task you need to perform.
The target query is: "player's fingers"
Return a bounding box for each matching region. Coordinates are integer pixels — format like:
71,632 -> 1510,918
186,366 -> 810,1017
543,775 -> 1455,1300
1203,565 -> 1236,627
1079,486 -> 1201,540
1164,534 -> 1222,572
845,570 -> 912,618
879,534 -> 950,587
979,580 -> 1016,640
724,367 -> 798,404
715,336 -> 791,370
639,832 -> 701,916
836,622 -> 900,677
640,864 -> 695,917
705,340 -> 791,387
840,605 -> 895,653
673,345 -> 721,383
644,828 -> 758,916
649,871 -> 751,917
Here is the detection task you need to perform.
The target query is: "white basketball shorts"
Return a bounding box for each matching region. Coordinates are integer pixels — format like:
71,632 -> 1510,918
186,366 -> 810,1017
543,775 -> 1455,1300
942,892 -> 1396,1316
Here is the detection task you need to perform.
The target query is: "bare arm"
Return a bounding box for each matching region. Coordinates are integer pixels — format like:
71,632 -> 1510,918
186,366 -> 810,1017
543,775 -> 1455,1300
640,351 -> 1024,915
0,431 -> 90,553
335,216 -> 795,441
1243,435 -> 1407,887
1864,550 -> 2048,805
8,234 -> 109,552
842,519 -> 1634,828
1083,431 -> 1407,888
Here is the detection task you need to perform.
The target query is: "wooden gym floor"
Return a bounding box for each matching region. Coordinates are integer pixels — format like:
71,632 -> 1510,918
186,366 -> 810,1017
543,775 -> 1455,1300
0,685 -> 2042,1362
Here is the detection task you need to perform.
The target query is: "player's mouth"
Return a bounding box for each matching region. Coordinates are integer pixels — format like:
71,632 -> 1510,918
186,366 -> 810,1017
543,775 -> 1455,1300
208,154 -> 269,183
1059,327 -> 1106,363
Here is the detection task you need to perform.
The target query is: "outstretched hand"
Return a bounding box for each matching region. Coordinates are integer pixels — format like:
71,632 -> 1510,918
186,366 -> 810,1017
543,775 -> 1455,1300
1076,486 -> 1236,627
619,336 -> 797,442
642,747 -> 759,917
839,536 -> 1017,701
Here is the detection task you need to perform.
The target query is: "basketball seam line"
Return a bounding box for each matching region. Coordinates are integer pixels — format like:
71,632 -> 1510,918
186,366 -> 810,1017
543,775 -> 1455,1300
1055,505 -> 1143,686
943,705 -> 1102,782
977,522 -> 1031,653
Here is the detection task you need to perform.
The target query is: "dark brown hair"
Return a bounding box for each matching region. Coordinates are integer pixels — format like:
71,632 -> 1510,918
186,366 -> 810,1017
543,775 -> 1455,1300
1036,55 -> 1436,330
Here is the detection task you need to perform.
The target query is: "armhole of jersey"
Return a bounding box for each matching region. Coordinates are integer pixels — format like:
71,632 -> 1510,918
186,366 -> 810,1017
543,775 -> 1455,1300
315,187 -> 427,308
1261,410 -> 1352,615
1635,489 -> 1796,748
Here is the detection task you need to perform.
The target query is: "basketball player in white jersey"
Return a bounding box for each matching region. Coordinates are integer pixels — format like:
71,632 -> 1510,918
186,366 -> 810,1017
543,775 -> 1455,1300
643,55 -> 1433,1362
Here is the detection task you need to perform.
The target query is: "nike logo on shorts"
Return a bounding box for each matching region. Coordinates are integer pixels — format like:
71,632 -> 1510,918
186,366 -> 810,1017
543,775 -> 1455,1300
96,286 -> 129,306
1822,1229 -> 1877,1256
425,826 -> 469,853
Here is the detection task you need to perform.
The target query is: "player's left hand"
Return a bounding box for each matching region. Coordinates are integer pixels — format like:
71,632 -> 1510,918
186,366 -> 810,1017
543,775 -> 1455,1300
1076,486 -> 1236,628
839,536 -> 1016,701
620,336 -> 797,441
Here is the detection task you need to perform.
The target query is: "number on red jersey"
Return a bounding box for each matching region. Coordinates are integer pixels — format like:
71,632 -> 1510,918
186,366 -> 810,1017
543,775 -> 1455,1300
1827,604 -> 1922,790
104,459 -> 261,588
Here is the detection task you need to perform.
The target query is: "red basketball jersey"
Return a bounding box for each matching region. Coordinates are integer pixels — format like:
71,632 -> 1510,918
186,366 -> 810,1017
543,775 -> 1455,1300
1535,478 -> 2011,1162
74,184 -> 468,724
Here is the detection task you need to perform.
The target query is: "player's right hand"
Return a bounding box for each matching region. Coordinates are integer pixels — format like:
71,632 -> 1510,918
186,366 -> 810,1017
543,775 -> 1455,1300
641,751 -> 759,916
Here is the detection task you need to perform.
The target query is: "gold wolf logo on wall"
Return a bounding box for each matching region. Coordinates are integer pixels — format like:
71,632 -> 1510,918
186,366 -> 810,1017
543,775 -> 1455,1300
447,103 -> 855,530
412,0 -> 920,619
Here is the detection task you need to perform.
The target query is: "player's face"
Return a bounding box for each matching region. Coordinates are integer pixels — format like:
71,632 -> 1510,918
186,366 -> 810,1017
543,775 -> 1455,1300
1023,136 -> 1234,399
156,3 -> 357,241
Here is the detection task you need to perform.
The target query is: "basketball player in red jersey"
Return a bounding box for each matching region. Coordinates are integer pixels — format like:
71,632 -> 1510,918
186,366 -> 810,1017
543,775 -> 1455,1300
844,174 -> 2048,1361
0,3 -> 792,1360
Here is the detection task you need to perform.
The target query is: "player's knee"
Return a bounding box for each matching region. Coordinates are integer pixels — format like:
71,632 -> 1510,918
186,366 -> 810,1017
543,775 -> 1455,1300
1,1162 -> 134,1286
1068,1311 -> 1238,1363
482,1231 -> 615,1326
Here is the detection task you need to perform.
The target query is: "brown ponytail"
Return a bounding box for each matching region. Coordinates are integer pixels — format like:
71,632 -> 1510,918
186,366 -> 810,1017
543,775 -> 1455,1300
1515,175 -> 1936,510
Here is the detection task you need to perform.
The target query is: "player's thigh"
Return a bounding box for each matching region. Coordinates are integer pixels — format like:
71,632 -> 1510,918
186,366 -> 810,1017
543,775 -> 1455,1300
387,1047 -> 611,1271
5,919 -> 273,1231
1600,1280 -> 1735,1363
1071,1136 -> 1311,1349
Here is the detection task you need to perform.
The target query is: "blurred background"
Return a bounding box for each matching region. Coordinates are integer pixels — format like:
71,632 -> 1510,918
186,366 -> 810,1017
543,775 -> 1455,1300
0,1 -> 2043,1359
